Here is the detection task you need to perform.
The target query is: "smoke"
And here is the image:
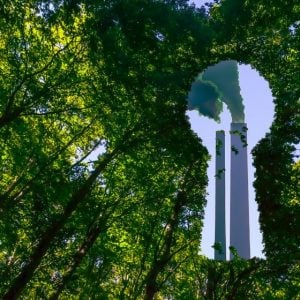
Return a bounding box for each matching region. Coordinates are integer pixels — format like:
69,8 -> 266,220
188,60 -> 245,123
188,79 -> 223,121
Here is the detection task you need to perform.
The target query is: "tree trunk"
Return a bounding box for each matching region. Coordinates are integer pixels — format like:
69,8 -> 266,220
0,109 -> 21,128
2,150 -> 117,299
205,265 -> 216,300
49,223 -> 104,300
144,282 -> 158,300
143,191 -> 186,300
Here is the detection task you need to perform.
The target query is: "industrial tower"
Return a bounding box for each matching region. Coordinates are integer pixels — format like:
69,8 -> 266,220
214,124 -> 250,260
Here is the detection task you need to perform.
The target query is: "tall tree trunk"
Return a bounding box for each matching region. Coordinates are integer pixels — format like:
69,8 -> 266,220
2,150 -> 118,300
205,265 -> 217,300
49,223 -> 104,300
144,191 -> 186,300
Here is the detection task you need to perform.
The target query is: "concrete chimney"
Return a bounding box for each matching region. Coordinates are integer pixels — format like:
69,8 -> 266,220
230,123 -> 250,259
215,130 -> 226,260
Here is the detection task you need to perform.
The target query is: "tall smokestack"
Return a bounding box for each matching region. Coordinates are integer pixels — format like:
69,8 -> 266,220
230,123 -> 250,259
215,131 -> 226,260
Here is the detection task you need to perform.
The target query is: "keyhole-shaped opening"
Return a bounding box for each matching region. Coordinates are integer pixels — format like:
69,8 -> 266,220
187,62 -> 275,259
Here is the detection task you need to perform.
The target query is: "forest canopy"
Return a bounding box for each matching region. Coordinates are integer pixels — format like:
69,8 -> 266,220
0,0 -> 299,299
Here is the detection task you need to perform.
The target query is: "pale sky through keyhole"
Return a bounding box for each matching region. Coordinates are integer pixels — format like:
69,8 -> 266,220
188,0 -> 275,260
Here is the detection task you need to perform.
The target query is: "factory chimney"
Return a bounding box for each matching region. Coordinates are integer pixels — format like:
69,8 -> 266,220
230,123 -> 250,259
214,130 -> 226,260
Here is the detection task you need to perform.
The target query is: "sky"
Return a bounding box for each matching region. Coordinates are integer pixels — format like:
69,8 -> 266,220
188,0 -> 275,260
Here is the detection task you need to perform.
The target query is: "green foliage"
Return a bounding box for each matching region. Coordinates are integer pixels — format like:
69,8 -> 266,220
0,0 -> 299,299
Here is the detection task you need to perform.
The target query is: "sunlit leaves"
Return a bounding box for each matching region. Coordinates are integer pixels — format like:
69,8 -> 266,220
0,0 -> 299,298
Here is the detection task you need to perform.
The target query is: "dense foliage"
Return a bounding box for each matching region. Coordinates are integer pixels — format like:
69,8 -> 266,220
0,0 -> 299,299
